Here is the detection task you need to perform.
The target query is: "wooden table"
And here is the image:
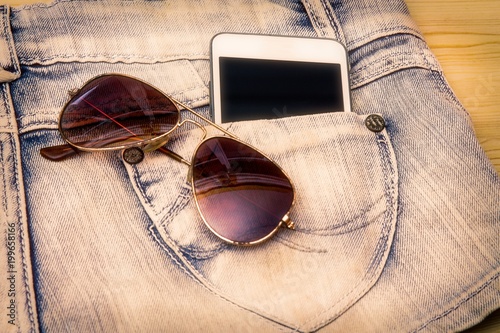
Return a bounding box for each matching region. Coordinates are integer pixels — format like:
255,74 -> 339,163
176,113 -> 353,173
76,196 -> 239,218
2,0 -> 499,331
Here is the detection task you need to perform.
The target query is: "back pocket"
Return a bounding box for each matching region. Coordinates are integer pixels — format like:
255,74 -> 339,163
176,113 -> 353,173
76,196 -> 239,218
125,111 -> 398,331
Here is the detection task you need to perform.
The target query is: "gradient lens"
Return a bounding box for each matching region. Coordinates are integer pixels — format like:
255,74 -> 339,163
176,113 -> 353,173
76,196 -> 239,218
192,137 -> 294,244
60,75 -> 180,149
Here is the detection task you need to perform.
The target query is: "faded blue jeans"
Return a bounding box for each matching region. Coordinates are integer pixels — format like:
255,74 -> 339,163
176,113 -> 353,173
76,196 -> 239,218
1,1 -> 498,332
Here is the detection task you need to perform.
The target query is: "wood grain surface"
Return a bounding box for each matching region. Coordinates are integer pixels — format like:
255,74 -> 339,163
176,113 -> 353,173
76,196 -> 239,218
1,0 -> 499,332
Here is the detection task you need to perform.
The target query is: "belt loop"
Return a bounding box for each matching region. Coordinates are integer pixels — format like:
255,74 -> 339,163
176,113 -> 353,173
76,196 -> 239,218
0,6 -> 21,83
301,0 -> 347,46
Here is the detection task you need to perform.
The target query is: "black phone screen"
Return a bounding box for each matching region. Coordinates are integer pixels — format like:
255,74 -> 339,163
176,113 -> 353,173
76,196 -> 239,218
219,57 -> 345,123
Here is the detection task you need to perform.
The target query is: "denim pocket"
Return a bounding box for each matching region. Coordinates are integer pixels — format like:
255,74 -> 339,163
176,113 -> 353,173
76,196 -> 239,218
126,111 -> 398,331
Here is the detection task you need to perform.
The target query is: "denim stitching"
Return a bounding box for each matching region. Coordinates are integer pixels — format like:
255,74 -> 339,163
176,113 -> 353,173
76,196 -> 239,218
274,235 -> 328,254
16,112 -> 57,121
155,225 -> 293,332
157,183 -> 192,224
302,130 -> 398,331
412,271 -> 500,332
9,134 -> 37,332
2,6 -> 19,75
2,79 -> 36,330
352,61 -> 426,88
429,69 -> 470,116
148,224 -> 198,281
293,197 -> 385,236
131,166 -> 150,206
10,0 -> 167,12
301,0 -> 327,38
346,26 -> 423,49
0,85 -> 12,129
0,134 -> 7,217
18,53 -> 209,65
178,243 -> 227,260
351,54 -> 432,88
156,183 -> 227,260
352,51 -> 427,77
319,0 -> 346,45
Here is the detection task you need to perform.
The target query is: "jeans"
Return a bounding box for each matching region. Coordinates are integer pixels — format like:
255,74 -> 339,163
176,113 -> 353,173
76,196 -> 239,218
1,1 -> 498,332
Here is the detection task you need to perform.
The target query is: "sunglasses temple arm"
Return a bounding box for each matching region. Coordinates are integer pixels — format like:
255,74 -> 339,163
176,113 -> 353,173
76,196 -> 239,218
40,143 -> 80,161
40,142 -> 190,165
156,146 -> 191,166
170,97 -> 239,140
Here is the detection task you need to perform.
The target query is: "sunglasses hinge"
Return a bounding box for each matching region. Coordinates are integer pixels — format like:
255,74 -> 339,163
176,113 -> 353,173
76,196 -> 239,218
281,215 -> 295,230
67,88 -> 80,97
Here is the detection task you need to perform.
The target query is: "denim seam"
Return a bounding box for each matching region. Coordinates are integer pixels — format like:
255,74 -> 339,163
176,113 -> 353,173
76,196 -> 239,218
319,0 -> 346,45
148,224 -> 198,282
0,84 -> 12,130
158,185 -> 192,223
301,0 -> 328,38
273,235 -> 328,254
294,197 -> 385,235
305,130 -> 398,331
155,228 -> 292,332
301,0 -> 343,42
157,185 -> 228,260
144,178 -> 225,259
178,243 -> 227,260
429,69 -> 470,116
18,54 -> 209,66
10,0 -> 170,12
347,26 -> 424,50
0,134 -> 7,216
2,6 -> 21,78
10,0 -> 79,12
352,51 -> 428,78
6,133 -> 37,332
4,80 -> 37,331
130,165 -> 154,212
351,53 -> 433,88
412,270 -> 500,332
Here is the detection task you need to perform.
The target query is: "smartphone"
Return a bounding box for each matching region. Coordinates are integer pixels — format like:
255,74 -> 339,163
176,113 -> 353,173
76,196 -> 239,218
210,33 -> 351,124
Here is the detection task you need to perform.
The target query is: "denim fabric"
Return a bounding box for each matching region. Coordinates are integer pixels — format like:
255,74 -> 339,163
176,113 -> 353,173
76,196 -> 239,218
0,1 -> 498,332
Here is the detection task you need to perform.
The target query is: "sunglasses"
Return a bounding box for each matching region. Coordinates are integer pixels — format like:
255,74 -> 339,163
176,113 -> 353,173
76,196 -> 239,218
40,74 -> 295,245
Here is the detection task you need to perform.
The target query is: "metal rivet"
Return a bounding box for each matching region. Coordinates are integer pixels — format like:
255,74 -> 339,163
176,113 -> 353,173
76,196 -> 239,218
123,147 -> 145,164
365,114 -> 386,132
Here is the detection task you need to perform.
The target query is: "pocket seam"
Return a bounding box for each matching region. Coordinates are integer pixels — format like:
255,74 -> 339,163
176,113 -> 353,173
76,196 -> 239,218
304,131 -> 399,331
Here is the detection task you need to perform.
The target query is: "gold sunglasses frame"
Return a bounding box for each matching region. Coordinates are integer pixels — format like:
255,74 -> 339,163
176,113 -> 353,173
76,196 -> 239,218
40,73 -> 296,246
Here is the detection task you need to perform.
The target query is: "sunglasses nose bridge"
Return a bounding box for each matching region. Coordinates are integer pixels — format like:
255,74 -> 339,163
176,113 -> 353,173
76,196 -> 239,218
178,119 -> 207,139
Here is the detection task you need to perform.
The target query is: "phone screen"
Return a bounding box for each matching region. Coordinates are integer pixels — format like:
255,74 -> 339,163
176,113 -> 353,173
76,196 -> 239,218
219,57 -> 345,123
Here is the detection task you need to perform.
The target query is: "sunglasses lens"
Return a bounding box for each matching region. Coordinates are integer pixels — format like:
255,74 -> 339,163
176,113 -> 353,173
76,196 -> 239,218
60,75 -> 179,149
192,137 -> 294,244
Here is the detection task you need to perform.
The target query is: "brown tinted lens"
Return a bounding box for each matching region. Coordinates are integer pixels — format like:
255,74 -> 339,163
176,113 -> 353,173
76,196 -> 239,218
192,137 -> 294,244
60,75 -> 179,149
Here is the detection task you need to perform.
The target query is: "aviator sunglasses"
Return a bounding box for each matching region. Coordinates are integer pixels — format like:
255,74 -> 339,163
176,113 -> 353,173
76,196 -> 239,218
40,74 -> 295,245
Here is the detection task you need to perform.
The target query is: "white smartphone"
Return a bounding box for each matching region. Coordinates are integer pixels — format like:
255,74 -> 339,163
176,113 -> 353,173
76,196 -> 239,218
210,33 -> 351,124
